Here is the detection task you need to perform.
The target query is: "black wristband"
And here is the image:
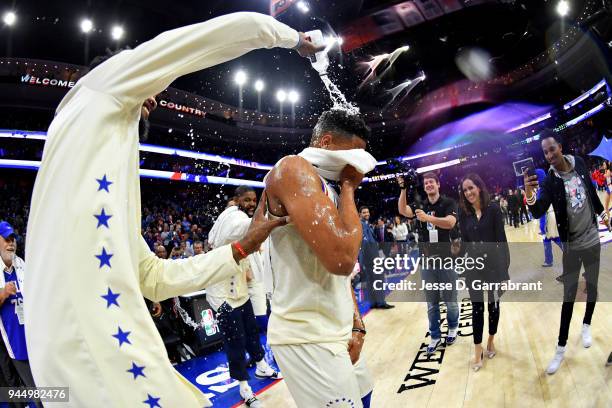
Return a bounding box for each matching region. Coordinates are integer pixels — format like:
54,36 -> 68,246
352,328 -> 367,335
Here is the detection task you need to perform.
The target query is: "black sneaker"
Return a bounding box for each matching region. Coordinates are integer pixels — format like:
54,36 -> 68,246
379,303 -> 395,309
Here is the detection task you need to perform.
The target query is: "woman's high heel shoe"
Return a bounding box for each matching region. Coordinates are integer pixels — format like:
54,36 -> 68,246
472,351 -> 484,372
486,347 -> 496,359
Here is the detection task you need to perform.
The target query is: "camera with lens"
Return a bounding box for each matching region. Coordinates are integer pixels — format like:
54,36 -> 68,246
387,158 -> 419,190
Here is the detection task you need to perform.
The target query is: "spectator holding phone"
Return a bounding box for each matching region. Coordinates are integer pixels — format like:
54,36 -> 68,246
524,129 -> 610,375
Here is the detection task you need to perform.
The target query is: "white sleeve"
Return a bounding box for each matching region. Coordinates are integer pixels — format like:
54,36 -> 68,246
219,214 -> 251,244
82,12 -> 299,105
138,236 -> 240,301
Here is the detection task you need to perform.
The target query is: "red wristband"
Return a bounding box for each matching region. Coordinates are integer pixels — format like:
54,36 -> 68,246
232,241 -> 248,259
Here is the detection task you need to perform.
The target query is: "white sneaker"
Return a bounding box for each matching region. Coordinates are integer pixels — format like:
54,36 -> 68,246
255,367 -> 282,379
240,388 -> 262,408
546,345 -> 566,375
581,324 -> 592,348
254,361 -> 283,379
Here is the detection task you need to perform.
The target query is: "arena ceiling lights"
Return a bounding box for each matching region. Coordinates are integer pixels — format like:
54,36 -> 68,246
1,77 -> 609,186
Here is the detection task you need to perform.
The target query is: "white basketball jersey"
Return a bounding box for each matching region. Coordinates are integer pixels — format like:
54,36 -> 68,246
267,175 -> 353,350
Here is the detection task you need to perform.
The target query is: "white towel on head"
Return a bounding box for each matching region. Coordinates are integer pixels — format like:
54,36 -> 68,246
298,147 -> 378,181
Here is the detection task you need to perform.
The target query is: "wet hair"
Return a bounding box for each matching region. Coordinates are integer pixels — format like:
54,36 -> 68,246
422,172 -> 439,184
88,47 -> 130,71
234,185 -> 255,198
459,173 -> 491,215
311,110 -> 370,145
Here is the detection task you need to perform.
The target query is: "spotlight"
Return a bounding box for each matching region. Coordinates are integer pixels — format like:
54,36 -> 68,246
234,70 -> 247,86
556,0 -> 569,17
3,11 -> 16,26
111,25 -> 124,40
254,80 -> 265,92
81,18 -> 93,33
297,1 -> 310,13
276,90 -> 287,103
288,90 -> 299,104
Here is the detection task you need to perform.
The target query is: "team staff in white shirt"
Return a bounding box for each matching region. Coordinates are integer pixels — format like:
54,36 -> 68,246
207,186 -> 280,408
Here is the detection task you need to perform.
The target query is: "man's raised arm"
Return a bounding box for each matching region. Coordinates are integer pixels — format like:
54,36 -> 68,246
138,236 -> 241,302
266,156 -> 363,276
82,12 -> 314,105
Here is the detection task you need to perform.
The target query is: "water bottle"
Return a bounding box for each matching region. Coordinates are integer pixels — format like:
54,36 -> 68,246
305,30 -> 329,76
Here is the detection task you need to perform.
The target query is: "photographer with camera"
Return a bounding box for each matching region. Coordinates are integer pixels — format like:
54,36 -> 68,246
398,172 -> 459,355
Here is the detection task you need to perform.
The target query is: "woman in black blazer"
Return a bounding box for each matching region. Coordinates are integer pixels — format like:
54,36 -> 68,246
457,173 -> 510,372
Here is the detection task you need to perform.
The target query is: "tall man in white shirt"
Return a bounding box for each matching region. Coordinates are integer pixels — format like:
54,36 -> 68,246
207,186 -> 279,407
24,12 -> 320,408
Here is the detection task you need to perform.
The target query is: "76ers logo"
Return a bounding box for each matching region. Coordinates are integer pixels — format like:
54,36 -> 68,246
326,398 -> 355,407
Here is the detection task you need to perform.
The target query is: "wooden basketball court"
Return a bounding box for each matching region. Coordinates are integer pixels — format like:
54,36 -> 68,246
254,206 -> 612,408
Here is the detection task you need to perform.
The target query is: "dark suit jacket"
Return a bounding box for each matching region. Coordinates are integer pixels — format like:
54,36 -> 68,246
458,202 -> 510,283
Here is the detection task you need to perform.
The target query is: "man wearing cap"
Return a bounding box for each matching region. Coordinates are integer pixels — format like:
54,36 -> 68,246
0,221 -> 38,395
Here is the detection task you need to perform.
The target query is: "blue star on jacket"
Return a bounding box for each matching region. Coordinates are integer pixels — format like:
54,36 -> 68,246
96,175 -> 113,192
143,394 -> 161,408
112,327 -> 132,347
95,247 -> 113,268
101,288 -> 120,308
94,208 -> 113,229
127,362 -> 146,379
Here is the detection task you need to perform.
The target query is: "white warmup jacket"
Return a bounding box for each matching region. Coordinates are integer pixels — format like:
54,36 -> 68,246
24,12 -> 299,408
207,206 -> 267,315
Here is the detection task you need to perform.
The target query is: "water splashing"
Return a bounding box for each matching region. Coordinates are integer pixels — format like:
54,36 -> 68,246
320,74 -> 360,115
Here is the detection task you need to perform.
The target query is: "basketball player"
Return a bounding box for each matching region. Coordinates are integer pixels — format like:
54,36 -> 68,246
265,110 -> 376,408
24,12 -> 321,407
